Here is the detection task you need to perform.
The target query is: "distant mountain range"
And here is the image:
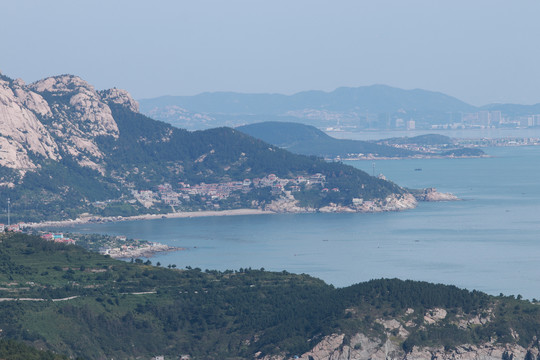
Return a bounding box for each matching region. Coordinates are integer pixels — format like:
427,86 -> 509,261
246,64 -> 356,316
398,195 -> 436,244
237,122 -> 485,159
139,85 -> 540,130
140,85 -> 475,115
481,102 -> 540,115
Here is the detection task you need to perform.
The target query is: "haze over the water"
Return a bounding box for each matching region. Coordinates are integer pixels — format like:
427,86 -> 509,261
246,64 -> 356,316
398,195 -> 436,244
2,0 -> 540,106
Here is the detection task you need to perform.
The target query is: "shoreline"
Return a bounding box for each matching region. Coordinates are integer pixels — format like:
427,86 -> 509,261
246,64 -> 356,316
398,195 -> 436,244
108,243 -> 185,259
27,208 -> 275,228
26,191 -> 458,229
334,154 -> 491,161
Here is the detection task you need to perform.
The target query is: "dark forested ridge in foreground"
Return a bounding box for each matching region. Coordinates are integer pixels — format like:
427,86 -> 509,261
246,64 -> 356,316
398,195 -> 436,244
0,73 -> 413,223
1,233 -> 540,360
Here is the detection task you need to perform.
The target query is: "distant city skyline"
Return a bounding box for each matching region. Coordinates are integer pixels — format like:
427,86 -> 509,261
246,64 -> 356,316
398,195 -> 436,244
2,0 -> 540,106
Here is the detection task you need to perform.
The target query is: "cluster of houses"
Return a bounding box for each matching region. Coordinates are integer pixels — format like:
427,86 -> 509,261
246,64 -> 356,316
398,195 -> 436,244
152,355 -> 190,360
0,223 -> 25,232
41,233 -> 76,245
132,173 -> 330,207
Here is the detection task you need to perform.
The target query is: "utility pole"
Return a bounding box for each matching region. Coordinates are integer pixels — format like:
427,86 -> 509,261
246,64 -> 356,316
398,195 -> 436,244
7,197 -> 10,227
372,162 -> 375,177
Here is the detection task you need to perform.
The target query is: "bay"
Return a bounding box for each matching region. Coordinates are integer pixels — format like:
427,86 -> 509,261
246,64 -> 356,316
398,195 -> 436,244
61,146 -> 540,299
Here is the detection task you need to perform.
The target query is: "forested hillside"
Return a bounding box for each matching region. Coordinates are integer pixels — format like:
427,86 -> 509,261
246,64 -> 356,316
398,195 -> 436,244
238,122 -> 485,160
237,121 -> 417,158
0,73 -> 412,223
1,233 -> 540,359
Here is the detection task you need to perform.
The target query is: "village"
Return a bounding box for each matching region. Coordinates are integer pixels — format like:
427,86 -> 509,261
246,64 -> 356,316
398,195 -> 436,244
131,173 -> 330,209
0,225 -> 178,260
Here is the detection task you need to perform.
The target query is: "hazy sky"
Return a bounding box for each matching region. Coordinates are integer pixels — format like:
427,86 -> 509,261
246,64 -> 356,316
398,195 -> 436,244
2,0 -> 540,105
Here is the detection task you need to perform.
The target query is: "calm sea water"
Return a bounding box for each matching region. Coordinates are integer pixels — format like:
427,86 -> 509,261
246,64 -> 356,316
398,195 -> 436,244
60,146 -> 540,299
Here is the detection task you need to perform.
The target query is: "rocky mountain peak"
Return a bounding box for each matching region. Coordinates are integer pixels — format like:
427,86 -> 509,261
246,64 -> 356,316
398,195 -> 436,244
29,74 -> 95,94
0,73 -> 144,177
99,88 -> 139,113
0,78 -> 60,175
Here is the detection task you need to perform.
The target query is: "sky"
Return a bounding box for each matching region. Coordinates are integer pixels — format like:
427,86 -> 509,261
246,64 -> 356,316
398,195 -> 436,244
2,0 -> 540,106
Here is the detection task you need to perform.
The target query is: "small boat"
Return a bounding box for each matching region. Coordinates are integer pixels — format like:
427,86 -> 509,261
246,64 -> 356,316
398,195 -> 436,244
414,168 -> 422,171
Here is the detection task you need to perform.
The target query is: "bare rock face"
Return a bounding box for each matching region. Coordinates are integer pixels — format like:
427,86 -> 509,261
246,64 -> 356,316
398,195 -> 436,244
0,78 -> 59,173
99,88 -> 139,113
0,73 -> 139,175
29,74 -> 119,137
414,188 -> 459,202
423,308 -> 447,325
258,306 -> 531,360
11,78 -> 52,117
265,193 -> 316,213
260,332 -> 530,360
27,75 -> 122,172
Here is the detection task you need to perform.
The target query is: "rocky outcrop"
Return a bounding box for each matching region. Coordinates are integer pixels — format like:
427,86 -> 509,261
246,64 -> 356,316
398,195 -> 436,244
0,73 -> 137,174
265,193 -> 417,214
354,193 -> 418,213
414,188 -> 459,202
258,304 -> 532,360
0,78 -> 59,174
99,88 -> 139,113
261,331 -> 531,360
265,193 -> 316,213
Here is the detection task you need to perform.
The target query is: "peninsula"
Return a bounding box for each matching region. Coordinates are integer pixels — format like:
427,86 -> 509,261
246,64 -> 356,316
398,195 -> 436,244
0,72 -> 455,224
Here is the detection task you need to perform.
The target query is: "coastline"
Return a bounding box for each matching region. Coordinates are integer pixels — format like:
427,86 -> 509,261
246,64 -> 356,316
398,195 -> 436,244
27,208 -> 275,228
335,154 -> 491,161
107,243 -> 184,259
26,190 -> 458,229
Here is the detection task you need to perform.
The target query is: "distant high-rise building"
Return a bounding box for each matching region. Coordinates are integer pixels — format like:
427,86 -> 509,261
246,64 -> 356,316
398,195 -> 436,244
478,111 -> 490,126
518,116 -> 534,127
406,120 -> 415,130
395,118 -> 404,128
490,111 -> 502,125
461,112 -> 478,125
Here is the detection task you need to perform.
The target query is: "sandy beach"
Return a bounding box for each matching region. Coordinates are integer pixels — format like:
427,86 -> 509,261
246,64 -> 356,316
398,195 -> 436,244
27,208 -> 275,228
26,190 -> 458,229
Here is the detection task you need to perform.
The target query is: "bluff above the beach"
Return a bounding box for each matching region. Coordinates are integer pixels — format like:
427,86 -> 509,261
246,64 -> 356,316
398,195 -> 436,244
0,72 -> 413,222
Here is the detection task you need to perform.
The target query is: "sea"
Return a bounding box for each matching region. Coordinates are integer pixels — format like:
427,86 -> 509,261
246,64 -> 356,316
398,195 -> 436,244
59,145 -> 540,299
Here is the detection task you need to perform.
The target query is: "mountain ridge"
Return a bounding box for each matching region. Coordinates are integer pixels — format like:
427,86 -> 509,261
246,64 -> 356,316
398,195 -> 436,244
0,72 -> 418,222
139,84 -> 477,130
139,84 -> 476,114
237,121 -> 485,159
237,121 -> 418,158
139,85 -> 540,131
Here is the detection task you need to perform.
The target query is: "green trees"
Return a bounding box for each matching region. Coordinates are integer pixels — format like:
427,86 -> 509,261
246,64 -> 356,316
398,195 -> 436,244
5,234 -> 540,359
0,339 -> 69,360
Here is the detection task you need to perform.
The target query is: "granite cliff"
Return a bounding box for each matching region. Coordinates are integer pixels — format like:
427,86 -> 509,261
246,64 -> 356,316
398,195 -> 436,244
0,73 -> 131,177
